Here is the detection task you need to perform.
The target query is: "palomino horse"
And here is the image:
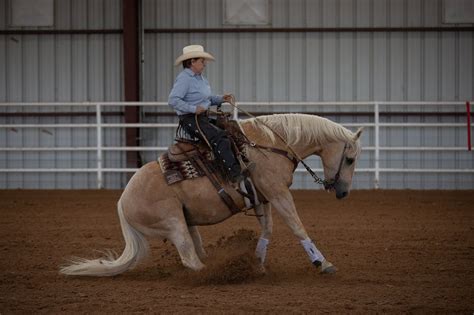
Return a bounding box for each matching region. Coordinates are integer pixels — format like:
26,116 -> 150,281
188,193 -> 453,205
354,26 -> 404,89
60,113 -> 363,276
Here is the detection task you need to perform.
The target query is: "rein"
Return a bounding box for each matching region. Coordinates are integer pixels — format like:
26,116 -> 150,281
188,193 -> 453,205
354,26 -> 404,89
320,143 -> 348,190
226,96 -> 347,189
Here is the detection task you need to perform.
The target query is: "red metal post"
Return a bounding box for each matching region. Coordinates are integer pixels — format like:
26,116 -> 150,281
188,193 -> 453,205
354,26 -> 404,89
467,101 -> 472,151
123,0 -> 141,168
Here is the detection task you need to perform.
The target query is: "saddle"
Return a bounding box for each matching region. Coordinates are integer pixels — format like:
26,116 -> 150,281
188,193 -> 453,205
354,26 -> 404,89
167,141 -> 204,162
157,114 -> 260,215
159,141 -> 217,186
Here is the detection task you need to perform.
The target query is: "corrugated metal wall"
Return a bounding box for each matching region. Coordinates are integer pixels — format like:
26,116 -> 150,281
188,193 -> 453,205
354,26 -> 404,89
0,0 -> 127,188
0,0 -> 473,189
142,0 -> 474,189
143,0 -> 473,102
0,0 -> 123,100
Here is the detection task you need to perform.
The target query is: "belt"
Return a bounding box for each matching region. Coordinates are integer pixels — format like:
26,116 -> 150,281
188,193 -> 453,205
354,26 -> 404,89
178,112 -> 208,119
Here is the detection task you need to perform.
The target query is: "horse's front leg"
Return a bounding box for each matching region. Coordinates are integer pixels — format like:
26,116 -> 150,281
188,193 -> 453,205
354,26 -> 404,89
254,202 -> 273,269
269,189 -> 337,274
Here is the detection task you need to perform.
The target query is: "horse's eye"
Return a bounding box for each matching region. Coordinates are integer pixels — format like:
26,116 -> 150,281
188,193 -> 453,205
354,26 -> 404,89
345,157 -> 354,165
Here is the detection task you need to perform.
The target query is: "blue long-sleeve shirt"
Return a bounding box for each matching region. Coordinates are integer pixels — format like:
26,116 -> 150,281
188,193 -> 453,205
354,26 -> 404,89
168,68 -> 223,115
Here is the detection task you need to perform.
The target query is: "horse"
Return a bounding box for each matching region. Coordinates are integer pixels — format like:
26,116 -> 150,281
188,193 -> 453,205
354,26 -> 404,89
60,113 -> 363,276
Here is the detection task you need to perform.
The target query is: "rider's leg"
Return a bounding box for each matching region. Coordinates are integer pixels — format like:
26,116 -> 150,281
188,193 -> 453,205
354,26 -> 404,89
180,115 -> 242,181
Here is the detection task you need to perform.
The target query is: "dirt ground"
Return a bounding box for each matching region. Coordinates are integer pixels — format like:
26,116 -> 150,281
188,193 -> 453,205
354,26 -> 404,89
0,189 -> 473,313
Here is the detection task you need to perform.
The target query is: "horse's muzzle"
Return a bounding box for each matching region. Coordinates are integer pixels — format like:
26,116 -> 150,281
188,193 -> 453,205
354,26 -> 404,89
336,190 -> 348,199
334,181 -> 349,199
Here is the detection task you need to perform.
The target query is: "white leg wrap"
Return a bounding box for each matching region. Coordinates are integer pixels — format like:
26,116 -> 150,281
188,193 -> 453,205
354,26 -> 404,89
255,237 -> 269,264
300,238 -> 325,263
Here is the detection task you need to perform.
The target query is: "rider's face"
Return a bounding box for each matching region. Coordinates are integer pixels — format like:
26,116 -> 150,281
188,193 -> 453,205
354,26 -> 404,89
191,58 -> 206,75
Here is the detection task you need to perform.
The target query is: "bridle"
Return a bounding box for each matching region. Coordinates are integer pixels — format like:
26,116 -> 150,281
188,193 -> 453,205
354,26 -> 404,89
301,143 -> 348,190
225,95 -> 350,190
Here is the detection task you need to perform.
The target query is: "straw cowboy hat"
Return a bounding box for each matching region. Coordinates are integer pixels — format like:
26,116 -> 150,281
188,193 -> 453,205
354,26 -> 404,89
174,45 -> 215,66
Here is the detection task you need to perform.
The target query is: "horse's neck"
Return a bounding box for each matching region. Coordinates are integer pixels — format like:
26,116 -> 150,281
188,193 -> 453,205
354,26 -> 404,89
240,121 -> 320,159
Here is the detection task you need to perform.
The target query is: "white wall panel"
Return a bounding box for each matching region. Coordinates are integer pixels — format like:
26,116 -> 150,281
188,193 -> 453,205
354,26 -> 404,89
6,36 -> 22,101
423,33 -> 440,100
407,32 -> 422,100
305,34 -> 322,100
356,33 -> 371,100
144,0 -> 473,103
39,36 -> 55,101
339,34 -> 353,100
441,32 -> 456,100
459,32 -> 473,100
0,0 -> 6,28
255,33 -> 271,101
0,0 -> 123,188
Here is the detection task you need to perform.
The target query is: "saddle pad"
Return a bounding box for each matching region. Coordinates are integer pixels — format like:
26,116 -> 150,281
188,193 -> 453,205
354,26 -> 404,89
158,152 -> 213,185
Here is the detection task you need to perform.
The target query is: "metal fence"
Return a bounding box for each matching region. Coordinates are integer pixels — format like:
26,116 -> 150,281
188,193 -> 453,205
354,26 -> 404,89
0,101 -> 472,189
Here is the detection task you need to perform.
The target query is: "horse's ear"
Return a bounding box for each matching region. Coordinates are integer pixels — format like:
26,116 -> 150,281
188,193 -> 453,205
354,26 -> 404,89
353,127 -> 363,141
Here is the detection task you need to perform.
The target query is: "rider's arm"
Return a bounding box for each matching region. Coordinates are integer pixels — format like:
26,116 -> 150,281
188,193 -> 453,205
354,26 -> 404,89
168,75 -> 196,114
210,95 -> 224,106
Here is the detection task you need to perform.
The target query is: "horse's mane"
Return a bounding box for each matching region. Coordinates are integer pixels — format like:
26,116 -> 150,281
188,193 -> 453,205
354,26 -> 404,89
243,113 -> 357,146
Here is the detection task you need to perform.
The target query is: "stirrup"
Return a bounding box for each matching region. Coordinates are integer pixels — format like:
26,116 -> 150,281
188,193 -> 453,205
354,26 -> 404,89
230,174 -> 245,184
241,162 -> 256,176
238,177 -> 260,209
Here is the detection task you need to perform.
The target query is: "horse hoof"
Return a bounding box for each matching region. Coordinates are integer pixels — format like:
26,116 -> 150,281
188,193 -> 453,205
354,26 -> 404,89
320,260 -> 337,274
197,251 -> 208,260
256,264 -> 267,275
321,265 -> 337,274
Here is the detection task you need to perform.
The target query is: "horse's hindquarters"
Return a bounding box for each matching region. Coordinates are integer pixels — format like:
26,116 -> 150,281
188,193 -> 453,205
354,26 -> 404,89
120,163 -> 184,236
121,162 -> 239,230
174,178 -> 241,226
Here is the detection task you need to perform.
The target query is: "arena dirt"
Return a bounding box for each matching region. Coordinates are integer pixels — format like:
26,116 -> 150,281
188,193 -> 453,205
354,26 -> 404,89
0,190 -> 473,313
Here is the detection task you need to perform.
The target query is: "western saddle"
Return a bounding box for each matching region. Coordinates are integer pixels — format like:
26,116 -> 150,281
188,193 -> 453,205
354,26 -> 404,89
157,112 -> 260,215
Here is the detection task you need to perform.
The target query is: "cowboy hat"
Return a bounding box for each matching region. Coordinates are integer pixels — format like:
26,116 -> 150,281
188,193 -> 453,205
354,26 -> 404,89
174,45 -> 215,66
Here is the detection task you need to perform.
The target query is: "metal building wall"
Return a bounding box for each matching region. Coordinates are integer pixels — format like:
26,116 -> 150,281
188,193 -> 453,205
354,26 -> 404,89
0,0 -> 472,189
141,0 -> 473,189
0,0 -> 126,189
143,0 -> 473,102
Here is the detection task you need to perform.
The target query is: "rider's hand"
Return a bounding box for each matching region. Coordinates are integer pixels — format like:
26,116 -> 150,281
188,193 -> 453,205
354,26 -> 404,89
222,94 -> 232,103
195,106 -> 207,115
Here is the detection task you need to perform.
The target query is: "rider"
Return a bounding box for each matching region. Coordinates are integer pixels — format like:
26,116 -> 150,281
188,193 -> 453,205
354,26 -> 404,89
168,44 -> 245,183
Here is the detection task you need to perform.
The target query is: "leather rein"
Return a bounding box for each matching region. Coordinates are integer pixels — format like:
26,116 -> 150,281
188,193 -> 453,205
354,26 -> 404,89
225,96 -> 348,190
249,141 -> 348,190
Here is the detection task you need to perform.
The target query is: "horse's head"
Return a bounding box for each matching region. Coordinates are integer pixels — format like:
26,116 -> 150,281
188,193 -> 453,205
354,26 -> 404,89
244,114 -> 363,199
319,128 -> 363,199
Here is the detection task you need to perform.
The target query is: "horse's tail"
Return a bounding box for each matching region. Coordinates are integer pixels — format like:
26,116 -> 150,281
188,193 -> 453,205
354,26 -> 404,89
59,198 -> 148,277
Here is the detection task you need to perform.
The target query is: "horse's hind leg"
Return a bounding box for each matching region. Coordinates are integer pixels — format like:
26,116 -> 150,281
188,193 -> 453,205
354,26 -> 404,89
188,225 -> 207,260
124,197 -> 205,271
120,163 -> 205,271
168,221 -> 205,271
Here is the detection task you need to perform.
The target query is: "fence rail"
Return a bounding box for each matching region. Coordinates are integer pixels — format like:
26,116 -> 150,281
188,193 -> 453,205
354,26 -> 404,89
1,101 -> 472,189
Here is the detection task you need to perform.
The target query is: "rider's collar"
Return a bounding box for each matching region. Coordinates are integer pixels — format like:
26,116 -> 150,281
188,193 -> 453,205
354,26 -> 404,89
184,68 -> 200,77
